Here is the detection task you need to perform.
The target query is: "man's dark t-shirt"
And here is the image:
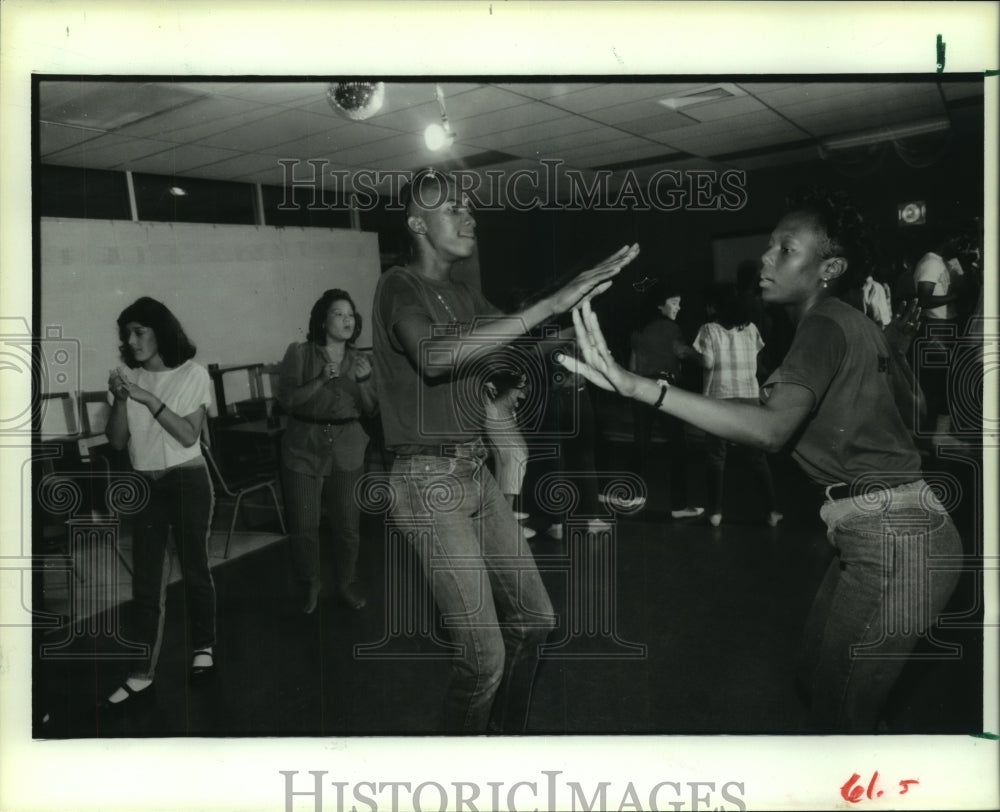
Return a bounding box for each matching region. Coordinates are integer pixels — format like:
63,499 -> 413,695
372,266 -> 501,452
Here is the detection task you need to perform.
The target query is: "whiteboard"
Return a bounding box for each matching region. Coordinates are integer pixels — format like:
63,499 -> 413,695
40,218 -> 381,395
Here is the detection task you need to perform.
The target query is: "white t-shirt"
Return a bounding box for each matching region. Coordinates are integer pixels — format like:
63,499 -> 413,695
117,360 -> 212,470
913,252 -> 955,320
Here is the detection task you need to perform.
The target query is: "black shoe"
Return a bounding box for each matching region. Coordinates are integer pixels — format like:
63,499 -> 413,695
300,582 -> 321,615
96,681 -> 155,715
336,583 -> 367,611
190,649 -> 216,682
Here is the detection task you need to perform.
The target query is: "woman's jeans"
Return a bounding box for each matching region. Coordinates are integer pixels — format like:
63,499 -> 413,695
798,480 -> 961,731
390,450 -> 556,733
130,462 -> 216,680
281,465 -> 362,590
703,397 -> 777,516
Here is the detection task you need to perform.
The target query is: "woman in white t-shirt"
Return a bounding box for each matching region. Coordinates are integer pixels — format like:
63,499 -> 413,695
101,297 -> 216,713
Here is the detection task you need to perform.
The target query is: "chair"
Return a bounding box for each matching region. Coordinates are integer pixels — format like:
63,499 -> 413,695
200,441 -> 286,558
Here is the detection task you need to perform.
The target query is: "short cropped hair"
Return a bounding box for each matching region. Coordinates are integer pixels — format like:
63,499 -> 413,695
786,188 -> 875,294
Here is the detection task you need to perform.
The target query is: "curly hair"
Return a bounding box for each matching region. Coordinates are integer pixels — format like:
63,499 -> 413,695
117,296 -> 196,369
307,289 -> 362,345
785,188 -> 876,294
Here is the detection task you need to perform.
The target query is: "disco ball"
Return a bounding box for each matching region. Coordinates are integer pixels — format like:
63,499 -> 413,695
326,82 -> 385,121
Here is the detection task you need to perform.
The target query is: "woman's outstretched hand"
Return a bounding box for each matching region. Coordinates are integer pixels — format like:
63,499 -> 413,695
547,243 -> 640,315
555,301 -> 637,397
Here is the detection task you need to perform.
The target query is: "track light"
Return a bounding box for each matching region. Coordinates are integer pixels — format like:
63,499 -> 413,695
424,84 -> 456,151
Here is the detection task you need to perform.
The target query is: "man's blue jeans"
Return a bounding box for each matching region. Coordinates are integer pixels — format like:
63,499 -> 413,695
390,451 -> 556,733
798,479 -> 962,731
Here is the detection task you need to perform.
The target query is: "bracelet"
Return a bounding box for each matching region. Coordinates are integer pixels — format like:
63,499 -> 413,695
153,402 -> 167,420
653,382 -> 669,409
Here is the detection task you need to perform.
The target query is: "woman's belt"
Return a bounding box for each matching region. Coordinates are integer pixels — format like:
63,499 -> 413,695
393,439 -> 488,460
290,414 -> 358,426
137,456 -> 206,481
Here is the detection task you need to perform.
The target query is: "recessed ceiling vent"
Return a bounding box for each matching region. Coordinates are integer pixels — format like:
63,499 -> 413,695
658,83 -> 746,111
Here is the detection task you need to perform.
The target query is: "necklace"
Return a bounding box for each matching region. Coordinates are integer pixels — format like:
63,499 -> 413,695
403,264 -> 460,324
431,289 -> 459,324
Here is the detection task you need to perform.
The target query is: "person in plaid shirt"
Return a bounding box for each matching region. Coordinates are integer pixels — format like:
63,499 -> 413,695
692,284 -> 781,528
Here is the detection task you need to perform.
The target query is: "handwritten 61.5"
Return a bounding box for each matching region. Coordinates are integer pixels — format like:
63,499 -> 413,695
841,772 -> 919,803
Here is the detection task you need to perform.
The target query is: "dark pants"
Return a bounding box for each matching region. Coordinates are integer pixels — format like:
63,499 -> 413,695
533,386 -> 601,521
281,465 -> 362,590
130,462 -> 216,680
390,451 -> 556,733
703,397 -> 777,516
911,317 -> 957,433
632,401 -> 691,510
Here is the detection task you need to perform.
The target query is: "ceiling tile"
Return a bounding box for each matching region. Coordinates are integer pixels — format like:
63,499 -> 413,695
585,98 -> 697,127
321,133 -> 422,165
118,96 -> 284,140
563,139 -> 677,168
616,111 -> 699,135
123,145 -> 246,175
185,152 -> 290,182
545,83 -> 708,114
39,81 -> 206,131
681,95 -> 768,123
194,108 -> 357,152
493,82 -> 602,100
39,122 -> 108,158
456,103 -> 569,140
44,134 -> 175,168
498,126 -> 630,159
464,116 -> 603,152
210,82 -> 329,105
271,122 -> 401,161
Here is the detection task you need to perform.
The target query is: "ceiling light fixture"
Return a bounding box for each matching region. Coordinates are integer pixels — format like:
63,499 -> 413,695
822,117 -> 950,150
424,84 -> 456,151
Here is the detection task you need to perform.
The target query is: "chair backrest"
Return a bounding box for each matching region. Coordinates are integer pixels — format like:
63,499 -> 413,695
80,391 -> 111,435
39,391 -> 80,440
200,440 -> 237,497
208,362 -> 269,419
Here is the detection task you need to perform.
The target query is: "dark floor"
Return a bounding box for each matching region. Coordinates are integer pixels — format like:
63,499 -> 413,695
32,440 -> 985,739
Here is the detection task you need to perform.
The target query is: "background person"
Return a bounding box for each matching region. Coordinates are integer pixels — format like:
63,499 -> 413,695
103,296 -> 216,711
278,289 -> 376,615
691,283 -> 781,528
625,286 -> 704,518
483,366 -> 535,538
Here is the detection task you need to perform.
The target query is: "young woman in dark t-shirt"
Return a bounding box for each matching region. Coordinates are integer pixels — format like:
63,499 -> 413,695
559,191 -> 962,732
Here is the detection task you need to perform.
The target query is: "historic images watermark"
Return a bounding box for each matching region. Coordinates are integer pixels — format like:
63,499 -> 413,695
280,769 -> 748,812
276,160 -> 749,213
